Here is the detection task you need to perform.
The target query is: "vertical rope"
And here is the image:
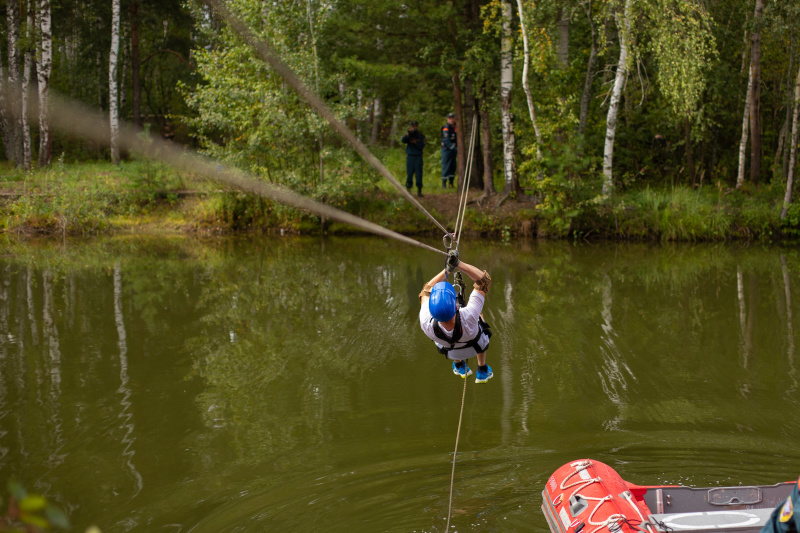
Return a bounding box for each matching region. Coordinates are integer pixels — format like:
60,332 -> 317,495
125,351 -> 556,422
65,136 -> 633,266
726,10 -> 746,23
455,114 -> 478,252
445,375 -> 468,531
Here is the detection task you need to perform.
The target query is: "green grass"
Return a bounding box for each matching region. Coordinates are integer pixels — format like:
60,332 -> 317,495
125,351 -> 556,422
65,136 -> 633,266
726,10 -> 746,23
576,183 -> 785,242
0,159 -> 795,242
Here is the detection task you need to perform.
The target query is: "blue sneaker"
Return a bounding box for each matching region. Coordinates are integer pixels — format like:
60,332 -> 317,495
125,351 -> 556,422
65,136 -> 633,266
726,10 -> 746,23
452,361 -> 472,378
475,365 -> 493,383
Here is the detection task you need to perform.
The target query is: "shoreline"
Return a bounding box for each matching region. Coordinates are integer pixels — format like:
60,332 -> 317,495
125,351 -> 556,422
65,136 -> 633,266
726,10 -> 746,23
1,162 -> 796,243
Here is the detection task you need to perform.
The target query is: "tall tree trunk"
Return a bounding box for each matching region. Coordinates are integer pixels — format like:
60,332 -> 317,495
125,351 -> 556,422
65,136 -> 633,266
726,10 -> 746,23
452,72 -> 466,188
0,43 -> 8,162
130,0 -> 141,129
579,1 -> 598,136
516,0 -> 543,170
37,0 -> 52,167
463,78 -> 484,190
6,0 -> 22,165
109,0 -> 121,164
21,0 -> 33,171
780,61 -> 800,220
356,88 -> 363,140
369,97 -> 382,146
500,0 -> 519,197
556,7 -> 569,68
748,0 -> 765,185
602,0 -> 631,196
479,82 -> 496,198
737,63 -> 753,189
784,44 -> 795,181
775,119 -> 787,179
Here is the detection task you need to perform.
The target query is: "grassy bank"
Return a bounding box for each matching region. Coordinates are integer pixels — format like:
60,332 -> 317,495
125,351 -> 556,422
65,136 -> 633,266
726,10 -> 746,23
1,160 -> 798,242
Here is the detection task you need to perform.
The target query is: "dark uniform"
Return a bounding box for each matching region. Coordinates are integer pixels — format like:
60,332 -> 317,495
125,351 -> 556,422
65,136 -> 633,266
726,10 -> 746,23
761,476 -> 800,533
441,119 -> 457,188
402,124 -> 426,195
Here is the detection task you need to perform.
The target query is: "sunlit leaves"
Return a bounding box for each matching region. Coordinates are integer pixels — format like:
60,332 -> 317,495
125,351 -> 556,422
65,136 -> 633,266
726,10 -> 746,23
647,0 -> 718,118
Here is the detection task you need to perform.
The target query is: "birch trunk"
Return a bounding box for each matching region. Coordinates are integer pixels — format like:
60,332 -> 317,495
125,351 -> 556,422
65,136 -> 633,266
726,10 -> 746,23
356,88 -> 363,140
6,0 -> 22,165
780,62 -> 800,220
500,0 -> 519,196
21,0 -> 33,171
0,43 -> 8,162
736,63 -> 753,189
602,0 -> 631,196
516,0 -> 543,166
369,97 -> 382,146
579,1 -> 598,136
37,0 -> 52,166
749,0 -> 765,184
109,0 -> 121,164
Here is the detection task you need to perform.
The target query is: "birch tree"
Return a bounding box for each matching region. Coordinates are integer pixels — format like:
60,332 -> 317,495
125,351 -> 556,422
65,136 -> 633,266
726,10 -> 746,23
602,0 -> 631,196
516,0 -> 543,167
6,0 -> 22,166
109,0 -> 122,164
737,63 -> 753,189
649,0 -> 715,183
499,0 -> 519,199
781,61 -> 800,220
21,0 -> 33,171
37,0 -> 52,166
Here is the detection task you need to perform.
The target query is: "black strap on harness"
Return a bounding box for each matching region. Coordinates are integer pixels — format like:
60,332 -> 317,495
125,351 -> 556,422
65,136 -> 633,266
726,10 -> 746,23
431,312 -> 492,358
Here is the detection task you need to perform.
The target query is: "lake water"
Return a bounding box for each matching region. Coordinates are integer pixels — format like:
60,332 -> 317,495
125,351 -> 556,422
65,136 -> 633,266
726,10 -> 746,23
0,236 -> 798,532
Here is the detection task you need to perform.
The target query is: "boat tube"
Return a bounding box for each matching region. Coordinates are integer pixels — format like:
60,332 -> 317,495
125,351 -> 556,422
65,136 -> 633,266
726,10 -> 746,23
542,460 -> 793,533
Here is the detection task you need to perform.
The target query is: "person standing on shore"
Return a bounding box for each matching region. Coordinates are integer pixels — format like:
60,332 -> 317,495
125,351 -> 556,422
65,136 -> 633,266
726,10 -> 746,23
440,112 -> 457,189
401,120 -> 426,197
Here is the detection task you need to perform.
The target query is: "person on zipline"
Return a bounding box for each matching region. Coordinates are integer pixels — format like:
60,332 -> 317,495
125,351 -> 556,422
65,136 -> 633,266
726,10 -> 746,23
440,112 -> 458,189
419,252 -> 493,383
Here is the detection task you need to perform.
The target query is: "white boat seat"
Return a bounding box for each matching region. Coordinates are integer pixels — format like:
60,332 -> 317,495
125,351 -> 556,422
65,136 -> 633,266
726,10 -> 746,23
648,508 -> 775,533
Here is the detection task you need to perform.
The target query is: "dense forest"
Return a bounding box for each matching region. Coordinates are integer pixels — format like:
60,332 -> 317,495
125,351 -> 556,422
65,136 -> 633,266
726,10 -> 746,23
1,0 -> 800,238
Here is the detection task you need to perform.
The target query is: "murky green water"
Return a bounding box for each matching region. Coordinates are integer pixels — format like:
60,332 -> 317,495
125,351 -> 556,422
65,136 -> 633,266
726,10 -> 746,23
1,236 -> 799,532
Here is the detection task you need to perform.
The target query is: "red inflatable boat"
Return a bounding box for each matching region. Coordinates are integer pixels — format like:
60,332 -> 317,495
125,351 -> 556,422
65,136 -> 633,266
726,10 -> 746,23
542,460 -> 793,533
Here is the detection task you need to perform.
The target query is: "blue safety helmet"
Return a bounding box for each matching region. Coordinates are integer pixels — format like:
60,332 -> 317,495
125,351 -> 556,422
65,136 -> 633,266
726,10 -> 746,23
429,281 -> 457,322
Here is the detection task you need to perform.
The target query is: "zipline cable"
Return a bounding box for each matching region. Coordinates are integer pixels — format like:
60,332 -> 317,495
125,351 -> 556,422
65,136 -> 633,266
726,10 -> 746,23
444,115 -> 478,531
200,0 -> 453,239
454,115 -> 478,253
27,90 -> 447,257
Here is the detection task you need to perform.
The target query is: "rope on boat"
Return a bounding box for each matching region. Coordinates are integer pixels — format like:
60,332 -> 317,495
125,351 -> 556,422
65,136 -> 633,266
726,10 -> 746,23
559,461 -> 655,533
